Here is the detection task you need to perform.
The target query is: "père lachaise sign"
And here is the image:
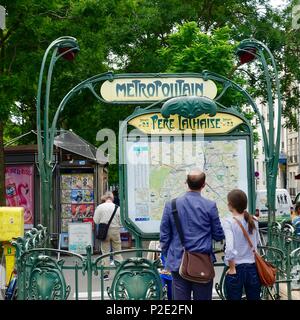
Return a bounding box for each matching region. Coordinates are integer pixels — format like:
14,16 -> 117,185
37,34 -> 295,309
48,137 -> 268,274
100,76 -> 217,102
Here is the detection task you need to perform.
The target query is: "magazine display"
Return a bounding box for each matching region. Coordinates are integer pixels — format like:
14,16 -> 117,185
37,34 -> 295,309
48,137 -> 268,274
60,173 -> 94,233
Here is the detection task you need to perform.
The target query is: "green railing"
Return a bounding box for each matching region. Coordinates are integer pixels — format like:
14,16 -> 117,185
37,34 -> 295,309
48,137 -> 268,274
11,224 -> 300,300
214,246 -> 286,300
12,227 -> 165,300
259,221 -> 300,300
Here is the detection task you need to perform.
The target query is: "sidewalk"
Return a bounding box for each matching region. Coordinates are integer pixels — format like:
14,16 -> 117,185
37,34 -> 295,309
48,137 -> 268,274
279,284 -> 300,300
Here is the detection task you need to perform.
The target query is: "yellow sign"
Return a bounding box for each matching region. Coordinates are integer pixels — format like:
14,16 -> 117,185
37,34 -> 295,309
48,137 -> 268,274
3,243 -> 16,285
0,207 -> 24,241
129,112 -> 244,135
101,77 -> 217,102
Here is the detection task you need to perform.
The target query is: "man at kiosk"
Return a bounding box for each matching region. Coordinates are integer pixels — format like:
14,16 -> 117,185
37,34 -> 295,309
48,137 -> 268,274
160,168 -> 224,300
93,192 -> 123,280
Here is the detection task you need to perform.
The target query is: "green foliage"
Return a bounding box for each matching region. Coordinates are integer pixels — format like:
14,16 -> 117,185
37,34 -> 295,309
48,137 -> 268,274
278,0 -> 300,130
158,22 -> 235,75
156,22 -> 259,145
0,0 -> 299,187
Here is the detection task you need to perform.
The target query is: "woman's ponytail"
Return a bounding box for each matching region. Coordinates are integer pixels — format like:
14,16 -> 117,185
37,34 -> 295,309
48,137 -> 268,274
244,210 -> 256,234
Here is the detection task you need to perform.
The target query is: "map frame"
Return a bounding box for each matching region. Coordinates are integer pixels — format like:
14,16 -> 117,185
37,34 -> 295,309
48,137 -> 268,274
119,108 -> 255,240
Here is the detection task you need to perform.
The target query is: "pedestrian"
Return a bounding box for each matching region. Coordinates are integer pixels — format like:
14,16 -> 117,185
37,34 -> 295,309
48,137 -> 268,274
160,168 -> 225,300
147,241 -> 173,300
94,195 -> 106,254
222,189 -> 261,300
93,191 -> 123,280
292,202 -> 300,236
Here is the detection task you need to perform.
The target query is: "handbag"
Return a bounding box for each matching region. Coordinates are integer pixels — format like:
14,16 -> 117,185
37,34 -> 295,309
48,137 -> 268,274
96,204 -> 118,240
233,217 -> 276,287
171,198 -> 215,283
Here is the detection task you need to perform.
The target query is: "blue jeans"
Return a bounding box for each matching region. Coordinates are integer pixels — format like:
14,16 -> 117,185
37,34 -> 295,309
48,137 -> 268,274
225,263 -> 261,300
171,272 -> 213,300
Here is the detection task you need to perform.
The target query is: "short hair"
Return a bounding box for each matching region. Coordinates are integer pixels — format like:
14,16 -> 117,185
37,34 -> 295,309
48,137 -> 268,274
101,191 -> 114,202
186,168 -> 206,190
100,195 -> 106,203
295,202 -> 300,214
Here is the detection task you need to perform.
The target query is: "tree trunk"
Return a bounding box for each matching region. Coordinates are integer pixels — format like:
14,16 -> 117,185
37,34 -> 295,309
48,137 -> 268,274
0,120 -> 5,205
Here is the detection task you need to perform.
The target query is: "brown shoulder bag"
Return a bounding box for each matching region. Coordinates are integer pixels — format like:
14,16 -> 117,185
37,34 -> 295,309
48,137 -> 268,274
233,217 -> 276,287
171,199 -> 215,283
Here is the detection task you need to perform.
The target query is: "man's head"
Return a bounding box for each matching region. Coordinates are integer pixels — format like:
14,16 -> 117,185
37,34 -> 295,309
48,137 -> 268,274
101,191 -> 114,203
186,168 -> 206,191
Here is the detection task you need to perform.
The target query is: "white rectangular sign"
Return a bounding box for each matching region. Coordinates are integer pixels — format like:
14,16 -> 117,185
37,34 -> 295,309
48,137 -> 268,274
125,137 -> 249,234
68,222 -> 93,254
101,77 -> 217,102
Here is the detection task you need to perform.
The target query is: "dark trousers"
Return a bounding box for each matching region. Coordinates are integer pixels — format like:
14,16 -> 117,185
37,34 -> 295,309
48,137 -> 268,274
225,263 -> 261,300
171,272 -> 213,300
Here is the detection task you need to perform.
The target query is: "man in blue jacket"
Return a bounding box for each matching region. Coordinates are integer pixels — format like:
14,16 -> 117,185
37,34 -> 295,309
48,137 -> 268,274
160,168 -> 225,300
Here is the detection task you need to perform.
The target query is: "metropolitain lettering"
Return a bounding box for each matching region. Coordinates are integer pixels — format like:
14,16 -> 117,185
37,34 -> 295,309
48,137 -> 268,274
116,80 -> 204,98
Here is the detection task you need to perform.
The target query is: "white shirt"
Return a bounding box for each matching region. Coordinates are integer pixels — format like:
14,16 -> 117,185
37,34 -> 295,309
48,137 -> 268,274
93,202 -> 121,228
221,215 -> 259,266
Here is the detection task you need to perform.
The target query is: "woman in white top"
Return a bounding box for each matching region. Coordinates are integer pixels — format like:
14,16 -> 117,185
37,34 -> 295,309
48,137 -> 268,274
222,189 -> 261,300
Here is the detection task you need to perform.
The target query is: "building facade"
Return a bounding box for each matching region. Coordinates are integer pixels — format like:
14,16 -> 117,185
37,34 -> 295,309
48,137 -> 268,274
251,97 -> 300,200
286,118 -> 300,199
250,99 -> 288,191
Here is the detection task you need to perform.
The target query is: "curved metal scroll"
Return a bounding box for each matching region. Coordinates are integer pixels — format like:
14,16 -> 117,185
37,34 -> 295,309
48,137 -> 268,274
161,96 -> 217,119
108,257 -> 163,300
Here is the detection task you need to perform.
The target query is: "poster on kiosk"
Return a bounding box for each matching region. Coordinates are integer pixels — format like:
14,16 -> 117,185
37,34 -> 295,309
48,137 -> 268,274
5,165 -> 34,230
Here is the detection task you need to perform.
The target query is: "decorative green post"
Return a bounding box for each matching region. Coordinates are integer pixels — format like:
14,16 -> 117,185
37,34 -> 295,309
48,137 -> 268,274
36,37 -> 79,235
236,39 -> 282,246
85,245 -> 93,300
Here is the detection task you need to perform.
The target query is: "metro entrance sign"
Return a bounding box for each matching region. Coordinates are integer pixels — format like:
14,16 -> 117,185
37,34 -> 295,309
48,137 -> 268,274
128,112 -> 244,135
100,74 -> 217,102
119,95 -> 255,239
36,37 -> 282,250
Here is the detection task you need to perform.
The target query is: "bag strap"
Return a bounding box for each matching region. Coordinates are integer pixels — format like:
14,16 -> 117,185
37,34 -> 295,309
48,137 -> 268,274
107,204 -> 118,228
233,217 -> 255,253
171,198 -> 185,248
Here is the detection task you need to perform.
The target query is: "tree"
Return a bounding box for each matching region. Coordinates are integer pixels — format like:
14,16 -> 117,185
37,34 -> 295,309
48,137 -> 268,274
156,22 -> 257,129
0,0 -> 112,203
1,0 -> 298,192
279,0 -> 300,130
158,22 -> 235,75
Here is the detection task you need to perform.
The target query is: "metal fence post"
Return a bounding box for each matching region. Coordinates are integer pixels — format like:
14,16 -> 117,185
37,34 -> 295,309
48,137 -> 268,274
285,235 -> 292,300
86,245 -> 93,300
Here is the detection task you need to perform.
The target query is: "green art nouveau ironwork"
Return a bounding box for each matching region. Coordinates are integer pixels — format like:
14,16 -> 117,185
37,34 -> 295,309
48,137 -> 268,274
28,255 -> 70,300
118,103 -> 255,240
236,39 -> 282,244
108,257 -> 163,300
37,38 -> 281,248
35,35 -> 282,258
36,36 -> 80,236
12,225 -> 86,300
12,225 -> 48,299
161,96 -> 217,118
33,37 -> 286,300
11,230 -> 168,301
12,224 -> 300,300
